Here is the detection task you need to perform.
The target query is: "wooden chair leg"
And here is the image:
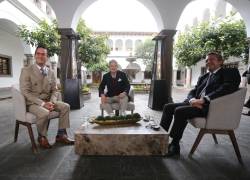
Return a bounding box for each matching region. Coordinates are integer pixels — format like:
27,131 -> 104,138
228,130 -> 243,164
190,129 -> 206,155
27,124 -> 38,153
14,120 -> 20,142
212,134 -> 218,144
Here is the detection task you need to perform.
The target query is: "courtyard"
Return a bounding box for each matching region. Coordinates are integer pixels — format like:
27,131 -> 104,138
0,88 -> 250,180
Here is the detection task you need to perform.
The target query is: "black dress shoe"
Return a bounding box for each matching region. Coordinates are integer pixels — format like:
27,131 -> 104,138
244,103 -> 250,108
167,143 -> 180,157
242,110 -> 250,116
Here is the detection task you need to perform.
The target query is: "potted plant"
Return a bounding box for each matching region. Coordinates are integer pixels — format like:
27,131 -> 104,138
82,84 -> 91,100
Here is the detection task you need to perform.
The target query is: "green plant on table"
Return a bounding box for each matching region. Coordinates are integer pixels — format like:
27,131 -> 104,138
95,113 -> 141,121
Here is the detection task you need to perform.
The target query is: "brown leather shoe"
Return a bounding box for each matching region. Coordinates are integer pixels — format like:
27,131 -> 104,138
38,136 -> 52,149
55,134 -> 74,145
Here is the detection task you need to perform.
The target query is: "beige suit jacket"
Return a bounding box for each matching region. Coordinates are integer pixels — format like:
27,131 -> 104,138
19,64 -> 58,106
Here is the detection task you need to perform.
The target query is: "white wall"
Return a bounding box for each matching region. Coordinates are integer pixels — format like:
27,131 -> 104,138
191,59 -> 205,86
134,71 -> 144,83
0,29 -> 24,88
0,0 -> 56,88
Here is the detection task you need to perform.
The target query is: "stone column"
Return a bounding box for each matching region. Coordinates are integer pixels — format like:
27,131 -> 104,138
58,28 -> 78,89
149,29 -> 177,110
161,29 -> 177,103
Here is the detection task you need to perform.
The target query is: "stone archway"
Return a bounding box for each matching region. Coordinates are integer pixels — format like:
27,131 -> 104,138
0,18 -> 32,87
47,0 -> 164,31
174,0 -> 250,87
174,0 -> 250,37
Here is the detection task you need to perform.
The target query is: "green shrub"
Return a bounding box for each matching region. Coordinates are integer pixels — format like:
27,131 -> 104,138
82,85 -> 90,93
96,113 -> 141,121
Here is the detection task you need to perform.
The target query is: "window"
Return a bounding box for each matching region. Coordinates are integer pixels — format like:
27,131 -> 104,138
57,68 -> 60,79
135,39 -> 142,49
87,75 -> 91,79
0,55 -> 12,76
107,39 -> 113,51
125,39 -> 133,52
177,70 -> 181,80
115,39 -> 123,51
144,71 -> 152,79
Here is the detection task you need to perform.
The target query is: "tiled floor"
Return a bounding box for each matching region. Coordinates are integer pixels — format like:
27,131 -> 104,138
0,88 -> 250,180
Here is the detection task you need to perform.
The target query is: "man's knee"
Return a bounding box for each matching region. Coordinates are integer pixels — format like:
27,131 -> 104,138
120,96 -> 128,103
62,103 -> 70,111
174,106 -> 195,120
101,103 -> 111,109
174,106 -> 186,116
37,109 -> 50,119
56,102 -> 70,112
163,103 -> 176,112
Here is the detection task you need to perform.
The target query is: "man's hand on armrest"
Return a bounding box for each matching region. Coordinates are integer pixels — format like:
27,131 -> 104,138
119,92 -> 126,98
101,94 -> 106,104
189,98 -> 205,109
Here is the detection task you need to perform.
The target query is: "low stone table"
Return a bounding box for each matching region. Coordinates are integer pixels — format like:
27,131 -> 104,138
74,120 -> 168,156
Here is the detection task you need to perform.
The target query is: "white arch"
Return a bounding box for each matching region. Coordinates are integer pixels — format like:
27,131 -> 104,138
176,0 -> 250,37
47,0 -> 250,36
47,0 -> 163,31
115,39 -> 123,51
226,0 -> 250,36
0,17 -> 32,54
0,9 -> 22,26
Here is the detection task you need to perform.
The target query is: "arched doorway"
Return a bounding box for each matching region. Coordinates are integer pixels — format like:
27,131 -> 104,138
0,18 -> 31,88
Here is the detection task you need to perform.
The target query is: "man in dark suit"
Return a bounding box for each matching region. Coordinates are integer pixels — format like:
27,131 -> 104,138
242,65 -> 250,111
99,59 -> 130,116
160,52 -> 241,157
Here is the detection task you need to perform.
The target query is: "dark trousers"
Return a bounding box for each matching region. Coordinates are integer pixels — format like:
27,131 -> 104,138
244,97 -> 250,108
160,102 -> 205,142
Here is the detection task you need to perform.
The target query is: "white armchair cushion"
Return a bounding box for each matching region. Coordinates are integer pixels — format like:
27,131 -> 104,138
25,112 -> 37,124
12,84 -> 60,123
205,88 -> 246,130
12,85 -> 26,122
25,111 -> 59,124
189,88 -> 246,130
188,117 -> 206,128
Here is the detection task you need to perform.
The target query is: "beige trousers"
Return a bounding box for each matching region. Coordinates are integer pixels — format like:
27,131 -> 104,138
28,101 -> 70,136
101,95 -> 128,114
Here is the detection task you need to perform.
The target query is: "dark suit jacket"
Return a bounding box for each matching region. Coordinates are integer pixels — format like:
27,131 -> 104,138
99,70 -> 130,97
185,67 -> 241,114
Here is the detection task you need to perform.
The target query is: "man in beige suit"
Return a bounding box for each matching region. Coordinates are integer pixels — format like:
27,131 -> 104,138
20,45 -> 74,149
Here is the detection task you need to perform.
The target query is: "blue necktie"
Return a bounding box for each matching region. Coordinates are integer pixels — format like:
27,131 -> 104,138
41,67 -> 47,76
